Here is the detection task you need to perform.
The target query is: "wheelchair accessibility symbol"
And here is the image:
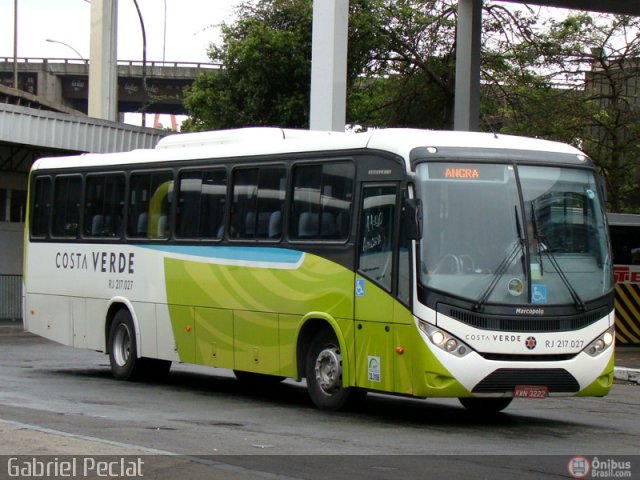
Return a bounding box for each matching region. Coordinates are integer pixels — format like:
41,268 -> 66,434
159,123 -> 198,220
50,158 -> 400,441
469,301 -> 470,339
355,278 -> 365,297
531,284 -> 547,304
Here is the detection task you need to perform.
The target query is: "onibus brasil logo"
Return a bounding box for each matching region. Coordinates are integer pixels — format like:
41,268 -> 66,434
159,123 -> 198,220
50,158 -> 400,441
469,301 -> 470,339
568,456 -> 633,478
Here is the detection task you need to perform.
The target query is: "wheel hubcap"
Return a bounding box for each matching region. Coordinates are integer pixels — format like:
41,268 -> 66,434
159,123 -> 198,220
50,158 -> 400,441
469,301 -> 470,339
113,324 -> 131,367
314,346 -> 342,395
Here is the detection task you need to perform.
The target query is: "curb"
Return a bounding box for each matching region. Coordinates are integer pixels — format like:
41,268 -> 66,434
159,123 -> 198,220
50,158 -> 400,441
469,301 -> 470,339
614,367 -> 640,385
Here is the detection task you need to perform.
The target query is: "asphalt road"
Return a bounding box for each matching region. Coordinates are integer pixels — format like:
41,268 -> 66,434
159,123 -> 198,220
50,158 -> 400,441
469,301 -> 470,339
0,321 -> 638,479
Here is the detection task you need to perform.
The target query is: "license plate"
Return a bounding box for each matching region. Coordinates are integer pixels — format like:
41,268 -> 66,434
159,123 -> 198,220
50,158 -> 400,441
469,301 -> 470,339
514,385 -> 549,399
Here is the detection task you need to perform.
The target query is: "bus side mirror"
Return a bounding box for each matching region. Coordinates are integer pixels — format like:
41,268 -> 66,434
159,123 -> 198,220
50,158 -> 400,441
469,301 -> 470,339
596,173 -> 607,204
402,196 -> 422,241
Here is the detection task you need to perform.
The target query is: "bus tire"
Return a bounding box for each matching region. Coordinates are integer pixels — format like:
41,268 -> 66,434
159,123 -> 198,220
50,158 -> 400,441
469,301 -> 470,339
306,329 -> 362,411
108,309 -> 143,381
459,397 -> 513,413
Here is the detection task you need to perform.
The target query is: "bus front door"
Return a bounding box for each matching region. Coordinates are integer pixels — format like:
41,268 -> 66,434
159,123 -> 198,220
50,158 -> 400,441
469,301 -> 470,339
354,184 -> 398,392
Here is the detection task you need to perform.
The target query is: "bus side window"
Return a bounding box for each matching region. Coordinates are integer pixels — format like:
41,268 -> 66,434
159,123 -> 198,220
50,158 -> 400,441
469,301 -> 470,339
200,169 -> 227,239
176,172 -> 201,238
358,186 -> 397,292
231,168 -> 258,239
51,175 -> 82,238
127,171 -> 173,239
176,168 -> 227,240
256,166 -> 286,240
291,161 -> 354,241
231,166 -> 286,240
291,164 -> 321,238
84,174 -> 125,238
31,176 -> 52,238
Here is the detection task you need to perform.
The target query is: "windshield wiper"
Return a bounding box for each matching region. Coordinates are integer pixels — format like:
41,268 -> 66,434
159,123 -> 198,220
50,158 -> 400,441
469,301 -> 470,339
531,203 -> 585,311
535,235 -> 585,311
474,207 -> 525,311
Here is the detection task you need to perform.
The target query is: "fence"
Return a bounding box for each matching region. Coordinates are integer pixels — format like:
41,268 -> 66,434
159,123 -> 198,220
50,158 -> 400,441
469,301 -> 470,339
0,274 -> 22,320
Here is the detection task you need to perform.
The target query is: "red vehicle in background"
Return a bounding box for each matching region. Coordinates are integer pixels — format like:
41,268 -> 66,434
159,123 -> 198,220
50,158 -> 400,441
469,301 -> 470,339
608,213 -> 640,345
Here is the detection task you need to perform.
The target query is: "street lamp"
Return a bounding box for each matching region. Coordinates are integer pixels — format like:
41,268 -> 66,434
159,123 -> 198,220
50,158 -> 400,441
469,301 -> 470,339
46,38 -> 85,61
162,0 -> 167,63
132,0 -> 147,127
13,0 -> 18,88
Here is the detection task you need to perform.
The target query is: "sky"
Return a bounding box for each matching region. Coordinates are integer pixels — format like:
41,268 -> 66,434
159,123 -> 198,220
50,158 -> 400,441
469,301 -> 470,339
1,0 -> 245,127
1,0 -> 244,64
1,0 -> 609,64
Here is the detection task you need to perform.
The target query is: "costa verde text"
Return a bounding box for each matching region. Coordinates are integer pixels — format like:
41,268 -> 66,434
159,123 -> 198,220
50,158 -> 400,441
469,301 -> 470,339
55,251 -> 135,274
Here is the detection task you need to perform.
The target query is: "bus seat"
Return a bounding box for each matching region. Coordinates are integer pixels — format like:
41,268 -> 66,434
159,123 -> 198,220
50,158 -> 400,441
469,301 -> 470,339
245,212 -> 256,236
269,211 -> 282,238
91,215 -> 104,236
245,211 -> 272,237
156,214 -> 168,238
320,212 -> 337,237
136,212 -> 148,236
298,212 -> 319,238
336,212 -> 349,238
114,216 -> 123,237
257,212 -> 271,237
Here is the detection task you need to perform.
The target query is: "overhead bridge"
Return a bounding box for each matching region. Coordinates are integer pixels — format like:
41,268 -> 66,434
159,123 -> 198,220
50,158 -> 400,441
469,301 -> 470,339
0,58 -> 220,115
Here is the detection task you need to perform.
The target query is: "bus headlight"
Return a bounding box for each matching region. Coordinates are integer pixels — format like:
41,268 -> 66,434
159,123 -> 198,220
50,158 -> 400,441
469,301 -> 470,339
584,327 -> 615,357
418,320 -> 471,358
431,330 -> 446,345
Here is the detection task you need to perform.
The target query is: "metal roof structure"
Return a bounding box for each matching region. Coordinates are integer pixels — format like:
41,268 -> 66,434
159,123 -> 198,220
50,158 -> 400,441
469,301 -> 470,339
0,102 -> 169,279
0,103 -> 166,156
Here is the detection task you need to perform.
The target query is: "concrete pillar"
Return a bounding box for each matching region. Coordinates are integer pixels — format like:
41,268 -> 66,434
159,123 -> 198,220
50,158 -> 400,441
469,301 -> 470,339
309,0 -> 348,132
37,64 -> 63,106
454,0 -> 482,132
88,0 -> 118,121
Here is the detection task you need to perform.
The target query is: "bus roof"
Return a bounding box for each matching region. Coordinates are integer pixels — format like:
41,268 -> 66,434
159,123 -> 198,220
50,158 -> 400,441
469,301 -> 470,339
30,127 -> 587,171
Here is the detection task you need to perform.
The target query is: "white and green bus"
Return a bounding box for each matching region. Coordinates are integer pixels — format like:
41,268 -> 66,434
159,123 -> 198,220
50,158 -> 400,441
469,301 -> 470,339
23,128 -> 615,412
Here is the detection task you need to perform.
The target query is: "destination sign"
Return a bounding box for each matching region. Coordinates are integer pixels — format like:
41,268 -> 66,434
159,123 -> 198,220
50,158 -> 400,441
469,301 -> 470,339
428,163 -> 506,182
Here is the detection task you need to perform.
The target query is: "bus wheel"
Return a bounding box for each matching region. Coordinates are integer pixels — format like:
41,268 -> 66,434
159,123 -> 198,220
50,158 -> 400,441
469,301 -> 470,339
108,309 -> 142,381
306,329 -> 360,411
459,397 -> 513,413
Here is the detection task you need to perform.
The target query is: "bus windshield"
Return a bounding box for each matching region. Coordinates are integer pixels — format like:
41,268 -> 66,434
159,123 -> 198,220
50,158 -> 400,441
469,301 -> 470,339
416,162 -> 612,306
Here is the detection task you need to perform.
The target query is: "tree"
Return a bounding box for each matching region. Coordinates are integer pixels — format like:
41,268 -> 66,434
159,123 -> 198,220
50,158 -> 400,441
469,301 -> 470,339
183,0 -> 541,130
481,12 -> 640,212
183,1 -> 640,211
183,0 -> 471,130
582,19 -> 640,213
348,0 -> 459,128
182,0 -> 387,130
182,0 -> 314,130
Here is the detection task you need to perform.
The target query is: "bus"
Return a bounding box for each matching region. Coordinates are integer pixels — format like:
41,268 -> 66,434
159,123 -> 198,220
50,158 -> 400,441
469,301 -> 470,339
608,213 -> 640,344
23,127 -> 615,412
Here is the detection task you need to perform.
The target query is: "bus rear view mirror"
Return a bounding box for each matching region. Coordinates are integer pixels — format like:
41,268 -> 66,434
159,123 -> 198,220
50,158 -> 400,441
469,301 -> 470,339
596,173 -> 607,204
402,196 -> 422,241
